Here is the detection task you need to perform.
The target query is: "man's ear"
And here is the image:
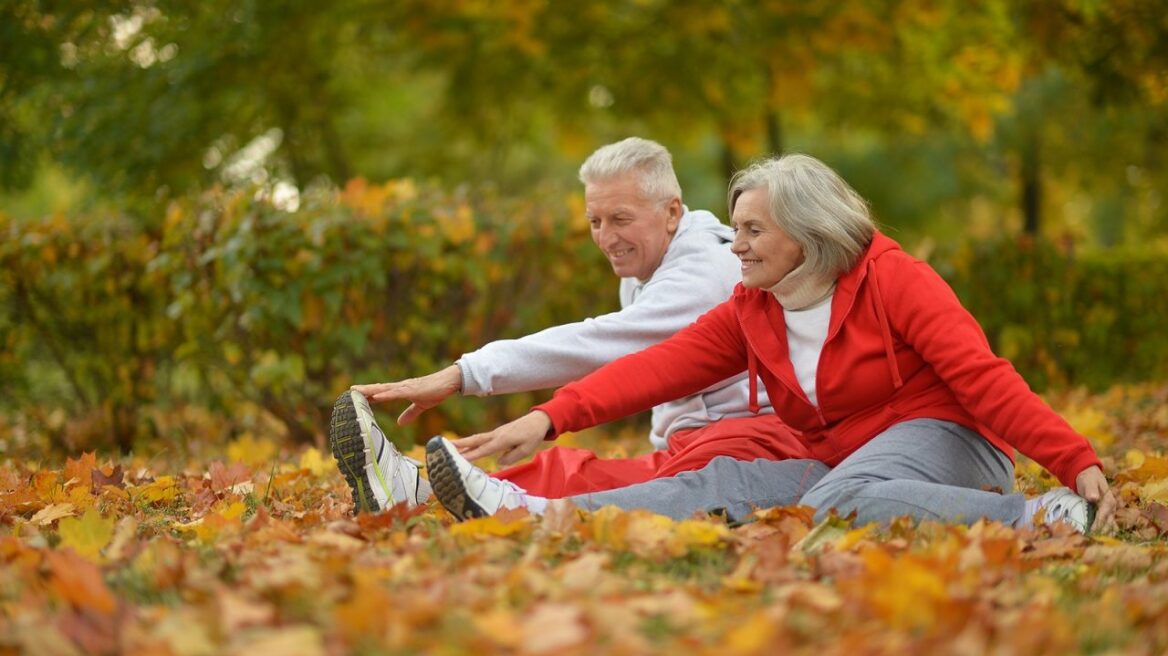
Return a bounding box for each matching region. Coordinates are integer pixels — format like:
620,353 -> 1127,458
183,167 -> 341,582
665,197 -> 683,234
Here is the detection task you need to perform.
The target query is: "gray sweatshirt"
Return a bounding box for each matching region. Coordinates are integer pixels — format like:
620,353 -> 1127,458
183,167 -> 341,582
457,208 -> 772,449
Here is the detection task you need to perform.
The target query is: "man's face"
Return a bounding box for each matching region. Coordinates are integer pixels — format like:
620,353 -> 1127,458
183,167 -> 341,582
584,177 -> 682,282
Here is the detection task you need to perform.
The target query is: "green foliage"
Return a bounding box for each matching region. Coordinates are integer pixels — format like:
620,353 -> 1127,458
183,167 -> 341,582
944,236 -> 1168,391
1,181 -> 613,451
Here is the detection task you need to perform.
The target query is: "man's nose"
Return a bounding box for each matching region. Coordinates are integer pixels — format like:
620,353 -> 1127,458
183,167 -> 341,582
597,223 -> 619,247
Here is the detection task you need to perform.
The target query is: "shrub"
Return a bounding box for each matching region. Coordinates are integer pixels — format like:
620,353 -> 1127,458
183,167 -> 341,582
942,236 -> 1168,391
1,180 -> 613,451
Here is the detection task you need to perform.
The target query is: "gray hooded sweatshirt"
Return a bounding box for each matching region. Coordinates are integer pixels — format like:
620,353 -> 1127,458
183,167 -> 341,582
457,207 -> 772,450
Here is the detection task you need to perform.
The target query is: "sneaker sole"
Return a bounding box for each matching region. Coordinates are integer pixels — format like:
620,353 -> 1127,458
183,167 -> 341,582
328,391 -> 381,514
425,437 -> 488,521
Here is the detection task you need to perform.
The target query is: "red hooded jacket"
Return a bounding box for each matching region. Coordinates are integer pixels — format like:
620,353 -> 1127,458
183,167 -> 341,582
536,231 -> 1102,489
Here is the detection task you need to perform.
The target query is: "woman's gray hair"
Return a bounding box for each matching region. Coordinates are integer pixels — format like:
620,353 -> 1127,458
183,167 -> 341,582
728,154 -> 875,280
579,137 -> 683,203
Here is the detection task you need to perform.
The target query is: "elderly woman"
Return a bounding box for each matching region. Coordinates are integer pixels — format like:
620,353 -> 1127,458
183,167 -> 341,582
427,154 -> 1117,533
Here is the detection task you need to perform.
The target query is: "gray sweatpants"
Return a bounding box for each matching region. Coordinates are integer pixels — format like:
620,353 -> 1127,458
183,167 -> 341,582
568,418 -> 1023,525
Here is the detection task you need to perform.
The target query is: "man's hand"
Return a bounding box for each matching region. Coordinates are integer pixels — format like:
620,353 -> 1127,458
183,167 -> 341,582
351,365 -> 462,426
1076,465 -> 1118,533
453,411 -> 553,467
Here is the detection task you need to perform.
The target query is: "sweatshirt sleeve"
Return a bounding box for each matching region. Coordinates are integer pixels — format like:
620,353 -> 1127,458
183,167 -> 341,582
458,226 -> 739,396
534,299 -> 750,437
880,255 -> 1101,488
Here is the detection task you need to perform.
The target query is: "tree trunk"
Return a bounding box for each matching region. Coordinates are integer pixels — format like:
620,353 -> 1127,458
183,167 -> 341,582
1021,130 -> 1042,236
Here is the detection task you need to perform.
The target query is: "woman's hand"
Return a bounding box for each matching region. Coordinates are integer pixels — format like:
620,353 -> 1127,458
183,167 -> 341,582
1076,465 -> 1118,533
452,411 -> 553,466
351,365 -> 462,425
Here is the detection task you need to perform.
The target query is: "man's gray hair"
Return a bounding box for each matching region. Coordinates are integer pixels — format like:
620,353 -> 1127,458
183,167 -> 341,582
578,137 -> 683,202
728,154 -> 875,281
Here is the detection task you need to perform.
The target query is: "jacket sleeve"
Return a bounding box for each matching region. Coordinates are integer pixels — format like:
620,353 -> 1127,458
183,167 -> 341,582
457,231 -> 738,396
880,255 -> 1101,489
534,299 -> 751,436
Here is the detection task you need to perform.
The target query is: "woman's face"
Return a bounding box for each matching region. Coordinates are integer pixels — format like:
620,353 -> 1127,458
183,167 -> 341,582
730,187 -> 805,289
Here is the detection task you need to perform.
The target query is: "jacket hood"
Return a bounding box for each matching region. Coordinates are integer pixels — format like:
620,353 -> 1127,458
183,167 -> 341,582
678,207 -> 733,243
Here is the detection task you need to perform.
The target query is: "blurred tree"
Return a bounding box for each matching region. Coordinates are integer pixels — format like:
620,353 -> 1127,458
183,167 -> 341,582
1,0 -> 1164,243
999,0 -> 1168,237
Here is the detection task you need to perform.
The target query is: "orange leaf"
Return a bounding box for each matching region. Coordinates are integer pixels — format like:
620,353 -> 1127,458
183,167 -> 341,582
44,550 -> 117,615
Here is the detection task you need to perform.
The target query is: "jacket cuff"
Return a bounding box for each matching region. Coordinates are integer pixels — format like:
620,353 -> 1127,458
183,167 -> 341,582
531,401 -> 567,441
454,358 -> 479,396
1057,451 -> 1104,490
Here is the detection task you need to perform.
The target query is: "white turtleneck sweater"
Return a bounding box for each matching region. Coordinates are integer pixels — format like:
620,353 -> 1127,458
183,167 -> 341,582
771,269 -> 836,407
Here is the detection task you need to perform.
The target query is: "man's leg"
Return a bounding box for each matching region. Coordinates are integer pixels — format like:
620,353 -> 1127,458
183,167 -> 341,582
567,456 -> 830,521
798,419 -> 1022,525
493,446 -> 669,498
653,414 -> 809,478
493,414 -> 809,499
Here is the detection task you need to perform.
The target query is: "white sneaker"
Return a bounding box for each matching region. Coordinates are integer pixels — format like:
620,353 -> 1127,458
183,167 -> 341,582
1021,487 -> 1094,533
425,436 -> 531,520
328,390 -> 432,513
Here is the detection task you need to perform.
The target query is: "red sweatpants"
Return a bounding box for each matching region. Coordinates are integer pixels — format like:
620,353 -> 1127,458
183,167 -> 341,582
492,414 -> 809,498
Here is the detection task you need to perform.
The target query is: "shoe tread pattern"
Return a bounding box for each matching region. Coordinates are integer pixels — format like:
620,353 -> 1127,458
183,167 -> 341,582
328,391 -> 380,513
426,438 -> 487,521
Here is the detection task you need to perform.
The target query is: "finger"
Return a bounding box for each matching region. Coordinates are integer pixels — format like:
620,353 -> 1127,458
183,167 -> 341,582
397,403 -> 424,426
455,435 -> 499,461
367,385 -> 409,403
453,433 -> 491,451
498,446 -> 521,468
498,441 -> 536,468
1093,492 -> 1118,533
352,383 -> 390,396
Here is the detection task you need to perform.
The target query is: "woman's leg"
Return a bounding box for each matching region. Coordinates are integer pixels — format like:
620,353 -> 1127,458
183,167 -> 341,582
568,456 -> 830,521
798,418 -> 1022,525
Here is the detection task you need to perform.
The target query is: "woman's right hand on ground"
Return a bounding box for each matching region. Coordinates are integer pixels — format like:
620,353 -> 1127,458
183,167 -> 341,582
351,364 -> 463,426
1076,465 -> 1118,533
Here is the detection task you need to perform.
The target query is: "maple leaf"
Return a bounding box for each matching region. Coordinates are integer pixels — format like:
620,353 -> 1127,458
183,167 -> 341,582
91,464 -> 124,492
62,452 -> 97,489
58,507 -> 115,562
30,503 -> 76,526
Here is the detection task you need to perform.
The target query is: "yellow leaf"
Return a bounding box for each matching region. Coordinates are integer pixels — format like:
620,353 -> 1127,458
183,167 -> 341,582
674,519 -> 731,549
227,433 -> 278,468
299,447 -> 334,477
58,507 -> 115,562
30,503 -> 76,526
134,476 -> 180,504
1063,405 -> 1115,449
1139,479 -> 1168,504
449,515 -> 533,540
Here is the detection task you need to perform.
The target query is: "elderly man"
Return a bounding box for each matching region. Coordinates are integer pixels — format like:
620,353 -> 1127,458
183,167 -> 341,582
329,137 -> 809,512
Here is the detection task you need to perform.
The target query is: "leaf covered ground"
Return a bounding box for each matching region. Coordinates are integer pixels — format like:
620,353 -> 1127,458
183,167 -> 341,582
2,383 -> 1168,655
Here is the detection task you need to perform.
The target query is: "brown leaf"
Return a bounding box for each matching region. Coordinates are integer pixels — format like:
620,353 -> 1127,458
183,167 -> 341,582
208,461 -> 251,493
91,464 -> 125,492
